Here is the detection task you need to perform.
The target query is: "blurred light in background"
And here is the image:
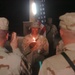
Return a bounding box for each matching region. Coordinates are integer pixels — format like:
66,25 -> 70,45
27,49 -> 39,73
32,2 -> 37,15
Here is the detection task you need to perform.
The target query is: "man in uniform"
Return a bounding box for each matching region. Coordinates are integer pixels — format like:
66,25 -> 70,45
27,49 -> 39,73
22,21 -> 49,64
22,21 -> 49,74
0,17 -> 30,75
45,17 -> 58,56
38,12 -> 75,75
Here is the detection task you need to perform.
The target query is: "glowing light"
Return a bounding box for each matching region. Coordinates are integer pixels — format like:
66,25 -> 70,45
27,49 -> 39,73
32,2 -> 37,15
33,37 -> 36,42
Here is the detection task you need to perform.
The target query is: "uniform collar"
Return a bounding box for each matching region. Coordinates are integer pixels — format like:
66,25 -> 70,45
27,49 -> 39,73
63,43 -> 75,51
30,34 -> 40,39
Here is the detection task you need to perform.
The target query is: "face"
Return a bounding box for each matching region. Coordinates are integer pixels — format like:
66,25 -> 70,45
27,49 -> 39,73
31,27 -> 39,35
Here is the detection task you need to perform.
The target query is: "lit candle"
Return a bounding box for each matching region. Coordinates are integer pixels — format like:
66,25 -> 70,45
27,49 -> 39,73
33,37 -> 36,42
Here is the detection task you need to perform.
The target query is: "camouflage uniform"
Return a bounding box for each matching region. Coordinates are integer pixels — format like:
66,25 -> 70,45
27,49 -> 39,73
2,37 -> 31,75
0,47 -> 27,75
22,34 -> 49,64
0,17 -> 31,75
39,12 -> 75,75
38,43 -> 75,75
45,24 -> 58,56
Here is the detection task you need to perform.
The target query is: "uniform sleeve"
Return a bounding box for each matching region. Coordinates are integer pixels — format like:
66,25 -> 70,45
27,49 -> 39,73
12,48 -> 23,57
22,37 -> 31,56
43,37 -> 49,55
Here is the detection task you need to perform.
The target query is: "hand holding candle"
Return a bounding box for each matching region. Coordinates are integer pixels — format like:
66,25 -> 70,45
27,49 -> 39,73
29,37 -> 36,49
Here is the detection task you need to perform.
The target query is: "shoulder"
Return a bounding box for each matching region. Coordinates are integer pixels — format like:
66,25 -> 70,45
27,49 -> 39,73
24,34 -> 30,38
43,54 -> 63,65
11,52 -> 21,58
41,54 -> 65,71
39,35 -> 46,39
7,53 -> 21,68
8,53 -> 21,63
23,34 -> 31,40
0,53 -> 21,68
39,35 -> 44,38
39,35 -> 47,40
7,53 -> 21,61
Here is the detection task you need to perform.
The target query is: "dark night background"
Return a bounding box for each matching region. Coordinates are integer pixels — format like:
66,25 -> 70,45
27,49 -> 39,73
0,0 -> 75,36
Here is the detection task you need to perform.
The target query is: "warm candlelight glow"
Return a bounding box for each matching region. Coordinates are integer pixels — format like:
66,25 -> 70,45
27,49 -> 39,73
33,37 -> 36,42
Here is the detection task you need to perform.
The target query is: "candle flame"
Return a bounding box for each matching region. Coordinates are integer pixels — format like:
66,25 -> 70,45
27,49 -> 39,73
33,37 -> 36,42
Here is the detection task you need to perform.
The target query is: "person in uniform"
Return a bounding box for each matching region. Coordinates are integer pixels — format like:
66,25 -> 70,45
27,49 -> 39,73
22,21 -> 49,64
22,21 -> 49,74
0,17 -> 30,75
38,12 -> 75,75
45,17 -> 58,56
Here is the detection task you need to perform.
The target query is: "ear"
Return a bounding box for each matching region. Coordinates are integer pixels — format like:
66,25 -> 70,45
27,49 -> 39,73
60,29 -> 63,37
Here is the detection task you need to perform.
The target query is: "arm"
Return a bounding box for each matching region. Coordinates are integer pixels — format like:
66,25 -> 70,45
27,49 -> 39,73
10,32 -> 31,74
22,37 -> 31,56
10,32 -> 23,56
40,37 -> 49,55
